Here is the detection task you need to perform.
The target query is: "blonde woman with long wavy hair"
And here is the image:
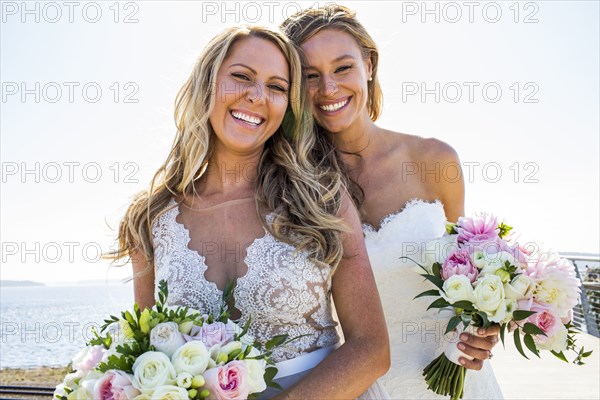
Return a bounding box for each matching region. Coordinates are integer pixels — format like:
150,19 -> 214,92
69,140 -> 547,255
105,25 -> 389,398
282,5 -> 503,399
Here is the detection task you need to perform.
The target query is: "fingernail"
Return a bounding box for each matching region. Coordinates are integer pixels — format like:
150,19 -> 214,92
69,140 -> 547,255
460,334 -> 468,341
459,358 -> 466,365
458,343 -> 466,350
479,328 -> 486,335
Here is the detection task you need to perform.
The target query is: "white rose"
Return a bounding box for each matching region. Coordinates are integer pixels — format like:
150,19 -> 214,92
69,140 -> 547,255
150,322 -> 186,358
504,274 -> 535,300
72,345 -> 105,372
441,275 -> 475,304
132,351 -> 176,391
537,323 -> 569,352
171,341 -> 210,375
473,274 -> 506,323
150,385 -> 189,400
420,235 -> 459,272
244,359 -> 267,393
176,372 -> 193,389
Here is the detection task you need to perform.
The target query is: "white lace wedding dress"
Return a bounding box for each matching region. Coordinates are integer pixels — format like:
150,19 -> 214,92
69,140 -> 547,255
151,197 -> 389,399
363,199 -> 504,399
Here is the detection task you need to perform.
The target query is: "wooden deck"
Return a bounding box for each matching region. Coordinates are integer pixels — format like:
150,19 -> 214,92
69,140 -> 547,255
491,332 -> 600,399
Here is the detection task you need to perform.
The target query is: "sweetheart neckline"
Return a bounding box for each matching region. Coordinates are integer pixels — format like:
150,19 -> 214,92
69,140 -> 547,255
362,198 -> 444,233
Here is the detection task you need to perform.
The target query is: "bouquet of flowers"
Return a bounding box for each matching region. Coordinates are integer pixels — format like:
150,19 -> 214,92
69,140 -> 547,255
411,213 -> 592,400
54,280 -> 288,400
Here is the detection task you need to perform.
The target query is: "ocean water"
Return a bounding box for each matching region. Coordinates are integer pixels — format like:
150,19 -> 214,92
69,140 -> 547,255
0,283 -> 133,369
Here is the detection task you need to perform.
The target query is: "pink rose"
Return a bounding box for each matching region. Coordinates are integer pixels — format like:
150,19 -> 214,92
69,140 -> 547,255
184,321 -> 236,347
203,361 -> 250,400
517,300 -> 567,350
456,213 -> 499,244
72,345 -> 105,372
441,249 -> 478,283
94,370 -> 140,400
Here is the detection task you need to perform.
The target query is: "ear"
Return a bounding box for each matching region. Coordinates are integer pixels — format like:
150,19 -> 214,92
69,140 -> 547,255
365,56 -> 373,80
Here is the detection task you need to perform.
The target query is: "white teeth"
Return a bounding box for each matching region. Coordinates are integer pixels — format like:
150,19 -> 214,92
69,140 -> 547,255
231,111 -> 263,125
319,99 -> 348,112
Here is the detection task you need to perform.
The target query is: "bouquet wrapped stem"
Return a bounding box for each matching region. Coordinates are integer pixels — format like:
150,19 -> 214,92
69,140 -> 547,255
408,213 -> 592,399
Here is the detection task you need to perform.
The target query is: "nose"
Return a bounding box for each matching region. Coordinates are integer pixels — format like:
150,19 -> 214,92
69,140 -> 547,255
319,75 -> 338,97
245,82 -> 266,104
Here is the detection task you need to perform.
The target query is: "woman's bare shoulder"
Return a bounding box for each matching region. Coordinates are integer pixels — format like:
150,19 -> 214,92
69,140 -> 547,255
381,129 -> 460,164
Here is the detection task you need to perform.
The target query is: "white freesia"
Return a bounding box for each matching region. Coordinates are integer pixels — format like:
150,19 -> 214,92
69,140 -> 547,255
244,358 -> 267,393
66,386 -> 93,400
473,274 -> 506,323
441,275 -> 475,303
65,371 -> 102,400
150,385 -> 189,400
176,372 -> 193,389
420,235 -> 459,272
502,299 -> 518,324
178,321 -> 194,335
150,322 -> 186,358
477,250 -> 516,276
504,274 -> 535,300
171,341 -> 210,375
132,351 -> 176,391
221,341 -> 242,356
62,370 -> 86,388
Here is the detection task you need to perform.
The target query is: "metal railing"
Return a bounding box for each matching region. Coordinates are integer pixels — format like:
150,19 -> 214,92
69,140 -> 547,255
561,253 -> 600,338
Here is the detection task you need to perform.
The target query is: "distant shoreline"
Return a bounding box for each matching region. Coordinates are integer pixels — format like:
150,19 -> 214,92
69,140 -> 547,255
0,280 -> 45,288
0,366 -> 69,386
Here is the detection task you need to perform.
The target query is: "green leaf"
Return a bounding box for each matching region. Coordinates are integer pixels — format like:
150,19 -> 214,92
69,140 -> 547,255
476,311 -> 490,327
427,298 -> 450,311
264,366 -> 283,390
266,335 -> 288,350
582,350 -> 593,357
432,262 -> 442,278
421,274 -> 444,290
523,333 -> 540,358
460,312 -> 472,329
512,310 -> 536,321
451,301 -> 475,312
523,322 -> 546,336
499,323 -> 506,348
445,316 -> 461,335
513,329 -> 529,359
551,350 -> 569,363
413,289 -> 441,299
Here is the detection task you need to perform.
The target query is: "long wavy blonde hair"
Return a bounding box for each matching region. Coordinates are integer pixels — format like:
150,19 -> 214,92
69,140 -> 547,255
281,4 -> 383,121
104,25 -> 346,275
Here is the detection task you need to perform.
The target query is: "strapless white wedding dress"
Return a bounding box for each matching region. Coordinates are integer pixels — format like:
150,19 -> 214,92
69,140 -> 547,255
363,199 -> 504,399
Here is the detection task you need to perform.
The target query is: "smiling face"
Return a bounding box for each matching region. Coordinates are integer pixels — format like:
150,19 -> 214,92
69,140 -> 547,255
301,29 -> 372,134
209,36 -> 290,156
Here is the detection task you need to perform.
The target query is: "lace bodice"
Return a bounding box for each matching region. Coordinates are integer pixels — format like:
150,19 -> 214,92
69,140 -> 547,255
364,199 -> 504,399
151,198 -> 339,362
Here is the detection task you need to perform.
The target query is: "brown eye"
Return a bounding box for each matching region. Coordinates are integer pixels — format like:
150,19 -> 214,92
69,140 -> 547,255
335,65 -> 352,73
231,73 -> 250,81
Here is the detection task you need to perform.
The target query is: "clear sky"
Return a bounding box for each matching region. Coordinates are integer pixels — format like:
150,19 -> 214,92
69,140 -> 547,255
1,1 -> 598,284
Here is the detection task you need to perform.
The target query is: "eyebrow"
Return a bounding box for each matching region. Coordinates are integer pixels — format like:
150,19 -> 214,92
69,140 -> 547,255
305,54 -> 357,69
229,63 -> 289,84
